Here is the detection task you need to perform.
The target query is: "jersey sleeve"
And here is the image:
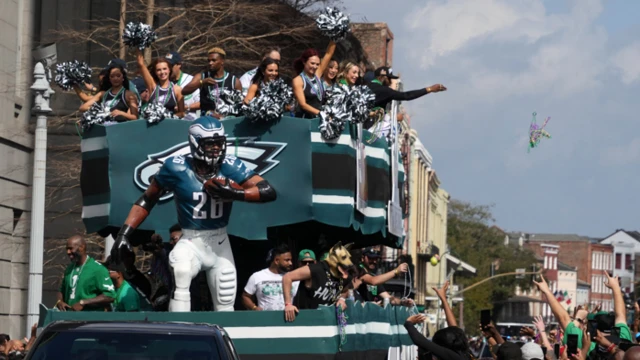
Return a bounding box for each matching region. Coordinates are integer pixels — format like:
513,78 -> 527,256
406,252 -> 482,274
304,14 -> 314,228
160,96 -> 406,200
153,156 -> 183,191
221,156 -> 256,185
95,264 -> 117,298
244,273 -> 258,295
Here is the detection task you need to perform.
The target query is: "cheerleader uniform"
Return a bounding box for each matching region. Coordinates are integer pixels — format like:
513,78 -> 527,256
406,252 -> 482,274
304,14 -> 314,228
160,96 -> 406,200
295,73 -> 325,119
102,87 -> 130,122
149,85 -> 177,114
200,71 -> 238,116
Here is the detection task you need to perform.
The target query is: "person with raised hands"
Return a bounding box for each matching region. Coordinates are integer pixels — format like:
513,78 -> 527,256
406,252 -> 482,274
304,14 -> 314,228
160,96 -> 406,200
533,315 -> 558,360
533,275 -> 595,354
604,270 -> 635,343
136,49 -> 185,118
433,281 -> 457,327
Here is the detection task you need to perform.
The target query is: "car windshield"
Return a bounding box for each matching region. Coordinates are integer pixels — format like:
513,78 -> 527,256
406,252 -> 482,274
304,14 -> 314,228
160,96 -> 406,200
28,330 -> 222,360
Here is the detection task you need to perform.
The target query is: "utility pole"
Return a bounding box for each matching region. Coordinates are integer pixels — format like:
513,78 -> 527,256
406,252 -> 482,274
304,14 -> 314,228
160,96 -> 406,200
26,61 -> 54,333
119,0 -> 127,59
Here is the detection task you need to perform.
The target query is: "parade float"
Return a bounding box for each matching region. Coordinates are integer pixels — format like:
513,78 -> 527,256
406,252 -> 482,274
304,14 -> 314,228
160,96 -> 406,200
37,115 -> 418,359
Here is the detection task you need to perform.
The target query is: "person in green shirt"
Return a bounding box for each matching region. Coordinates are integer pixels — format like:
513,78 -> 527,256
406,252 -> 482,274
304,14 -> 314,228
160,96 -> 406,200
107,259 -> 153,312
56,235 -> 116,311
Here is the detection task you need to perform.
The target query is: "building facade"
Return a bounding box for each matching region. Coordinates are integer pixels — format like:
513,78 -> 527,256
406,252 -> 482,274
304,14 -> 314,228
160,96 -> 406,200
0,0 -> 37,338
351,23 -> 394,69
515,233 -> 615,312
600,229 -> 640,295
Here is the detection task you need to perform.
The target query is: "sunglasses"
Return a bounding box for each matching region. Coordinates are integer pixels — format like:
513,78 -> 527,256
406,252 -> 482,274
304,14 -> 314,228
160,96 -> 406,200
301,260 -> 314,265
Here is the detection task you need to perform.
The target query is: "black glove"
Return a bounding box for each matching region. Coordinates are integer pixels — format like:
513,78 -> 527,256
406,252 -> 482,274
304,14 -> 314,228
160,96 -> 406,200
205,177 -> 244,201
111,225 -> 135,271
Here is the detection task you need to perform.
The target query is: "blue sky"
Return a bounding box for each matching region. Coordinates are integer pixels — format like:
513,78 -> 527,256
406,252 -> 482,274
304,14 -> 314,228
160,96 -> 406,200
344,0 -> 640,237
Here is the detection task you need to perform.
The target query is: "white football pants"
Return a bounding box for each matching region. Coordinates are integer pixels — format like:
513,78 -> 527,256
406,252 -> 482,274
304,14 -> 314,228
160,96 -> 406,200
168,228 -> 236,312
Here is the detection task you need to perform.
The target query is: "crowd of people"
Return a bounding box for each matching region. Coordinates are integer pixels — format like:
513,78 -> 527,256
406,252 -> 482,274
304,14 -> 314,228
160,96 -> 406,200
405,273 -> 640,360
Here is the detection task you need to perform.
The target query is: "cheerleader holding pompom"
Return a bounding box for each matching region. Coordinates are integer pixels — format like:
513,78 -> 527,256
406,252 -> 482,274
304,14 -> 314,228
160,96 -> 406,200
79,65 -> 138,122
136,49 -> 185,119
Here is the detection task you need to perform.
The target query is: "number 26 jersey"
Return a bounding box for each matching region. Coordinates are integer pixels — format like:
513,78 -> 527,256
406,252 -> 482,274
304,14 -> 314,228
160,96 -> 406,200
154,155 -> 255,230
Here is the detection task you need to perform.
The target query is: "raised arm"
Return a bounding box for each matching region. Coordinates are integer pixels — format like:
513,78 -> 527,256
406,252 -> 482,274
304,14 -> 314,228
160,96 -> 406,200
73,84 -> 94,102
533,275 -> 572,330
292,76 -> 319,116
604,271 -> 627,325
316,41 -> 336,78
137,49 -> 156,93
361,263 -> 407,286
433,281 -> 457,327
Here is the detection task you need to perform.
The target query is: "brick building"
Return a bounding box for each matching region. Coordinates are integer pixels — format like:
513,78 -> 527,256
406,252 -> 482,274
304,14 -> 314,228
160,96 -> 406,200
351,23 -> 394,69
509,233 -> 615,311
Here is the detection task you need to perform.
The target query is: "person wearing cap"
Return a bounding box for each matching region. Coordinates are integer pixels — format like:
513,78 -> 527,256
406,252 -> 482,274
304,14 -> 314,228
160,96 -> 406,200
167,51 -> 200,120
368,66 -> 446,110
298,249 -> 316,267
240,47 -> 281,96
181,47 -> 242,119
131,77 -> 150,113
106,257 -> 153,312
357,247 -> 411,306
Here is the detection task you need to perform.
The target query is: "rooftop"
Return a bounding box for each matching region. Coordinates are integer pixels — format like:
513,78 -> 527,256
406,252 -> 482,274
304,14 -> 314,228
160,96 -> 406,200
506,232 -> 595,243
602,229 -> 640,242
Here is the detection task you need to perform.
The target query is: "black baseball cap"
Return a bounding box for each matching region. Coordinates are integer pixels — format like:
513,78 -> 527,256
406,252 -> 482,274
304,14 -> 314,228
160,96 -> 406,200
374,66 -> 399,79
165,51 -> 182,65
105,58 -> 127,71
131,77 -> 147,94
363,247 -> 381,258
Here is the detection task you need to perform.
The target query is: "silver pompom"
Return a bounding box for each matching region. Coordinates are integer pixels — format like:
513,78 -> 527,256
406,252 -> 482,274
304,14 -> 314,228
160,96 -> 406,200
317,83 -> 375,140
81,103 -> 111,131
54,61 -> 92,91
123,22 -> 158,50
243,79 -> 293,123
143,103 -> 173,124
348,85 -> 376,124
316,7 -> 351,42
216,89 -> 244,117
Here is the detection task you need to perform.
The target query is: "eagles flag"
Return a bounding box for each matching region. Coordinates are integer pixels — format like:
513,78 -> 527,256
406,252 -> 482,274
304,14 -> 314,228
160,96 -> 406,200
80,117 -> 405,246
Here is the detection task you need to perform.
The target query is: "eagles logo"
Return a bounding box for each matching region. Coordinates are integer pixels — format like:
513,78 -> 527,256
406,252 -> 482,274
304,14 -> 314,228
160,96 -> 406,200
134,137 -> 286,201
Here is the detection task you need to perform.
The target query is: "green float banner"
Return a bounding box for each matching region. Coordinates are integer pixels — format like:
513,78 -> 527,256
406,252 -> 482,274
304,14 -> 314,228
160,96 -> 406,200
39,302 -> 418,360
80,117 -> 405,245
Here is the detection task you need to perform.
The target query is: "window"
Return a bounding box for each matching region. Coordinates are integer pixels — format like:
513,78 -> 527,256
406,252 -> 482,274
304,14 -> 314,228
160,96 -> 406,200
625,254 -> 632,270
29,330 -> 223,360
616,253 -> 622,269
553,257 -> 557,270
544,256 -> 549,269
592,252 -> 597,269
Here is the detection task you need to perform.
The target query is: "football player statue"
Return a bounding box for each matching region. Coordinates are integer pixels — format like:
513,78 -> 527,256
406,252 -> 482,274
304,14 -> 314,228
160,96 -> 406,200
111,116 -> 277,312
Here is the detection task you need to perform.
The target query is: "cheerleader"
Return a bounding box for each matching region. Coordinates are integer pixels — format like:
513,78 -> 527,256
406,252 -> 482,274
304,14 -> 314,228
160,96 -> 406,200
243,58 -> 280,104
291,41 -> 336,118
136,49 -> 185,118
336,61 -> 360,87
322,59 -> 339,89
79,65 -> 138,122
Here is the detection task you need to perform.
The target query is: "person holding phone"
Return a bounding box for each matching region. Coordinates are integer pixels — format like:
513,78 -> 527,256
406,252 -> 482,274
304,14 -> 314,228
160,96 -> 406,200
533,275 -> 595,354
405,314 -> 473,360
604,271 -> 635,343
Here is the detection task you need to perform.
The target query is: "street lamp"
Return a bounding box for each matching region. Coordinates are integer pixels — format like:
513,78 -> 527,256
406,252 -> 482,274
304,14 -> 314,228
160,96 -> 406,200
26,43 -> 56,335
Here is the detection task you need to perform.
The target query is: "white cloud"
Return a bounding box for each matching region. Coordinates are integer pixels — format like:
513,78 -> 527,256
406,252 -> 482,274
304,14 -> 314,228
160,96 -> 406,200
406,0 -> 562,68
611,42 -> 640,84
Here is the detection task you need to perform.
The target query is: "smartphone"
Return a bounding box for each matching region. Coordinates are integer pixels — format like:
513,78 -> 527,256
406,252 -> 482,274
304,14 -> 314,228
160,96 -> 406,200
567,334 -> 578,357
588,319 -> 598,341
541,346 -> 547,357
480,309 -> 491,329
554,344 -> 560,359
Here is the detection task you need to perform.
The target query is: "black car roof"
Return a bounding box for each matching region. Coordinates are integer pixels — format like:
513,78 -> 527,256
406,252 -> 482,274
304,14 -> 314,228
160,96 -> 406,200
44,321 -> 226,336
